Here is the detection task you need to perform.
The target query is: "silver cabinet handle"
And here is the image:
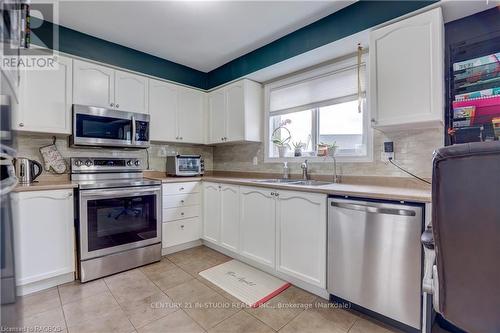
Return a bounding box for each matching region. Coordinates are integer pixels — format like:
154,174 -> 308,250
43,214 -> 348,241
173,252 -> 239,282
271,192 -> 275,196
179,137 -> 183,140
19,122 -> 24,127
179,187 -> 184,191
180,225 -> 185,229
330,202 -> 416,216
180,200 -> 185,203
110,103 -> 114,107
116,104 -> 119,108
181,212 -> 184,216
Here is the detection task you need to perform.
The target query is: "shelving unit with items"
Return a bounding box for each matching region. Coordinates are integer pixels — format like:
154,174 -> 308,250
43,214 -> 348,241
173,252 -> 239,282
446,32 -> 500,145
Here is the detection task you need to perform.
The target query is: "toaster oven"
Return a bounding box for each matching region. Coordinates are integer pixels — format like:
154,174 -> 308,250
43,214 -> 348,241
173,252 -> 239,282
166,155 -> 204,176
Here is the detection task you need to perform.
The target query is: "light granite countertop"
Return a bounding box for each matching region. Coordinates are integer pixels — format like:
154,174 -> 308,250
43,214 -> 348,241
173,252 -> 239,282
145,172 -> 431,203
13,172 -> 431,202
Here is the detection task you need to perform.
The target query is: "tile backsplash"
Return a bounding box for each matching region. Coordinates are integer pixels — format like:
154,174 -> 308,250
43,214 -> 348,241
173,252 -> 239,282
14,134 -> 214,177
16,127 -> 443,180
213,127 -> 444,179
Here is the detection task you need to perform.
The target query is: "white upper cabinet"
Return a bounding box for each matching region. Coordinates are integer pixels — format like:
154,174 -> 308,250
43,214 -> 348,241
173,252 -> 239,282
73,59 -> 115,108
208,90 -> 226,144
239,186 -> 275,268
149,78 -> 206,144
114,70 -> 148,113
276,190 -> 326,288
74,59 -> 148,114
149,79 -> 178,142
369,8 -> 444,130
208,79 -> 262,144
225,83 -> 245,141
177,87 -> 205,144
16,54 -> 72,134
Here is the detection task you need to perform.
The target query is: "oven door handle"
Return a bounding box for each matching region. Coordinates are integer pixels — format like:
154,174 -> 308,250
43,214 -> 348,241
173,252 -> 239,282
80,186 -> 160,198
131,115 -> 136,144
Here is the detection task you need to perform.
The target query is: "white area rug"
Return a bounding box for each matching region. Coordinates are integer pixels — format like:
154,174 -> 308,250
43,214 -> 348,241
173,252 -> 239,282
199,259 -> 291,308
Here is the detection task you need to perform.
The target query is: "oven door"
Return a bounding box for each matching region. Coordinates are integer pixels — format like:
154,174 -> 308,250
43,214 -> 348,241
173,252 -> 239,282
79,186 -> 161,260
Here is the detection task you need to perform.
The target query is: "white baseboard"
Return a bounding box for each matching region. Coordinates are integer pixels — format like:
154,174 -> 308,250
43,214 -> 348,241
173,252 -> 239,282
16,272 -> 75,296
202,240 -> 329,300
162,240 -> 202,256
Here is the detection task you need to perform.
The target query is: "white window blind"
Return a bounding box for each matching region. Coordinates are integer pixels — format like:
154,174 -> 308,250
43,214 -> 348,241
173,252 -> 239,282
269,62 -> 366,114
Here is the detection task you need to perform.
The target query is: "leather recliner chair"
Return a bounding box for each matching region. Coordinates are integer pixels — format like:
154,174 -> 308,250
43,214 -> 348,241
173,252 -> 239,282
422,141 -> 500,333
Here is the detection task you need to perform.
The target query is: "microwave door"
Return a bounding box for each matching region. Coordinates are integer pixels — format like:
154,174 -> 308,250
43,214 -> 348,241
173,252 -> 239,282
73,112 -> 133,147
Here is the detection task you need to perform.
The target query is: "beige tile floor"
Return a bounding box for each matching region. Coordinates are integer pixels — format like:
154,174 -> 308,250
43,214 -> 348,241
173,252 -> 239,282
2,246 -> 451,333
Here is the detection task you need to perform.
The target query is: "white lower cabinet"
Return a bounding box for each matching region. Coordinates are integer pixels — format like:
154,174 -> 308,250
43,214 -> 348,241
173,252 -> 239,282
220,185 -> 239,252
162,218 -> 201,248
202,182 -> 221,243
11,189 -> 75,295
239,186 -> 276,269
202,183 -> 240,252
276,190 -> 327,288
162,182 -> 201,250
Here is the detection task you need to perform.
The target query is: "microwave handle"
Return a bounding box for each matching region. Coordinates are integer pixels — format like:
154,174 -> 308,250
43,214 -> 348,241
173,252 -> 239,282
131,115 -> 136,144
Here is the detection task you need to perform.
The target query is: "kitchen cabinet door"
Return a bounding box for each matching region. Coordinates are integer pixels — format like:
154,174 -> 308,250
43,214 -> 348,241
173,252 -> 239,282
208,90 -> 226,144
225,82 -> 245,141
114,70 -> 148,113
369,8 -> 443,130
16,54 -> 72,134
220,184 -> 239,252
276,190 -> 327,287
239,186 -> 275,268
149,79 -> 178,142
203,182 -> 220,243
11,189 -> 75,292
73,59 -> 115,108
178,87 -> 205,144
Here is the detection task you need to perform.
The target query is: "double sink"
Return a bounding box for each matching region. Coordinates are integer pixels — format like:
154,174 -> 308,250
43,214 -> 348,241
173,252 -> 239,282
255,179 -> 334,187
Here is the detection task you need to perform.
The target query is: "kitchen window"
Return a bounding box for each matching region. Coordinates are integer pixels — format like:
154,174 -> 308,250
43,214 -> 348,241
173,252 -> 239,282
265,54 -> 372,162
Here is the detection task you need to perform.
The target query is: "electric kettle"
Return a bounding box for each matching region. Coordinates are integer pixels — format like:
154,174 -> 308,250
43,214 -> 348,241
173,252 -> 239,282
14,157 -> 43,184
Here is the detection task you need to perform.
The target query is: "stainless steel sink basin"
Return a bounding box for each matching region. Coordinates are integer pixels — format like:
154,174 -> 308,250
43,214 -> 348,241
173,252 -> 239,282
293,180 -> 333,186
255,179 -> 333,186
255,179 -> 301,184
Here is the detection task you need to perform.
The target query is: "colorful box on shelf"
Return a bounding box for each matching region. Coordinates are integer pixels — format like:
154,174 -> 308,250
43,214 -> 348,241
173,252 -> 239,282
455,87 -> 500,101
452,95 -> 500,125
453,53 -> 500,72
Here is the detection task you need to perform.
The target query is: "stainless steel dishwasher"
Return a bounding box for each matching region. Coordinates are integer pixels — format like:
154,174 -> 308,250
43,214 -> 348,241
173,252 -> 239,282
328,197 -> 423,331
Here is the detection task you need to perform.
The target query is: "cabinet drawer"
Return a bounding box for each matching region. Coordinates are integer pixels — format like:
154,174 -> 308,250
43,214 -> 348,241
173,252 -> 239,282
163,193 -> 201,209
163,205 -> 200,222
162,182 -> 200,195
162,218 -> 201,248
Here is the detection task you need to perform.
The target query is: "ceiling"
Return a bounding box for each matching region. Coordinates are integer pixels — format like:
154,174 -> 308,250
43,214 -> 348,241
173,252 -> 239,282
53,1 -> 355,72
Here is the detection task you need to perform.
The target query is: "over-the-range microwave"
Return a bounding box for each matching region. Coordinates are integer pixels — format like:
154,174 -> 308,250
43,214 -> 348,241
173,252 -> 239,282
71,104 -> 150,148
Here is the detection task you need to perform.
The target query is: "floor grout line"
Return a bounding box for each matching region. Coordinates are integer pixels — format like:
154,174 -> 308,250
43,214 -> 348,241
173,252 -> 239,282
56,287 -> 70,333
102,278 -> 136,331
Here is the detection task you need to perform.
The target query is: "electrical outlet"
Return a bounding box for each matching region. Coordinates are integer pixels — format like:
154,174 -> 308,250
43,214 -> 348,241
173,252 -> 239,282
252,156 -> 258,165
158,147 -> 167,157
381,151 -> 394,162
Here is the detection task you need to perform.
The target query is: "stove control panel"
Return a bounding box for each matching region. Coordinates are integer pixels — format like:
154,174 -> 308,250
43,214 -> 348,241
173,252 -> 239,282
71,157 -> 143,173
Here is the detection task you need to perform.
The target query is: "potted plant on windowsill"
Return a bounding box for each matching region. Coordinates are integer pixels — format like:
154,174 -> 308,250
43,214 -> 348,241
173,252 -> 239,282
292,141 -> 305,157
317,142 -> 338,157
272,119 -> 292,158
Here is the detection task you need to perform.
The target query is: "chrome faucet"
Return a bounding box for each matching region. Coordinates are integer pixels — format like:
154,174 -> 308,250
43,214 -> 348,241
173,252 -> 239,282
300,159 -> 309,180
282,162 -> 289,179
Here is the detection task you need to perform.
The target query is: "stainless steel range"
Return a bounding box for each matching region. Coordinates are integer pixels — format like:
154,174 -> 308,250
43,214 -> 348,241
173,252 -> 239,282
71,157 -> 162,282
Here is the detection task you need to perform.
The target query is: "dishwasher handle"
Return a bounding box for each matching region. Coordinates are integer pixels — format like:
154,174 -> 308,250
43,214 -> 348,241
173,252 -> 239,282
330,201 -> 416,217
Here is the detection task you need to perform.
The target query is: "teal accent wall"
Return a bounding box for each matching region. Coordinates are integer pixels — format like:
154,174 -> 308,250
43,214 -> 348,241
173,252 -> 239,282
206,0 -> 436,89
30,17 -> 208,89
31,1 -> 435,90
